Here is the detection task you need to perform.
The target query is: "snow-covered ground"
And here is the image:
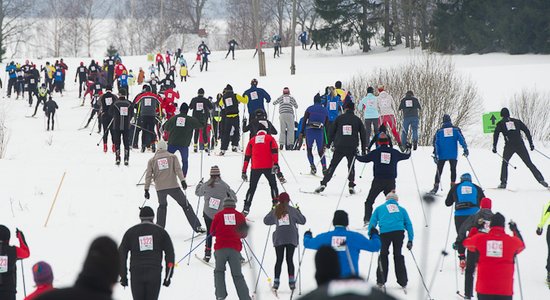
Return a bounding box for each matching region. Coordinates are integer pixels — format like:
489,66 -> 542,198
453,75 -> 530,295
1,46 -> 549,300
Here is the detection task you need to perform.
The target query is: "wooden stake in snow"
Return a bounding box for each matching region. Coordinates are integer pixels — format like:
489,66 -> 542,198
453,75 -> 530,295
44,171 -> 66,227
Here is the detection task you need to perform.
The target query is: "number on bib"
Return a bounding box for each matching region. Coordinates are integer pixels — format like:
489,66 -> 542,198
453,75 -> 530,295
250,91 -> 258,100
505,121 -> 516,131
139,235 -> 154,251
157,158 -> 169,170
256,135 -> 265,143
105,97 -> 113,106
331,236 -> 347,252
461,186 -> 472,194
486,240 -> 503,258
224,214 -> 236,225
0,256 -> 8,273
168,93 -> 173,98
386,203 -> 400,213
208,197 -> 221,209
176,117 -> 186,127
405,100 -> 413,107
342,125 -> 352,136
381,152 -> 391,164
278,214 -> 290,226
225,98 -> 233,106
330,102 -> 337,110
443,128 -> 453,137
144,98 -> 152,106
120,107 -> 128,116
30,79 -> 35,84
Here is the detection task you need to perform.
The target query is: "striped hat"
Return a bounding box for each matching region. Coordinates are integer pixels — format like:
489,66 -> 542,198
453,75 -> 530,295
210,165 -> 221,176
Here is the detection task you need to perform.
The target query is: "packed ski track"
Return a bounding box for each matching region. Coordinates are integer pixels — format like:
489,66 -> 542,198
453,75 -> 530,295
1,46 -> 550,300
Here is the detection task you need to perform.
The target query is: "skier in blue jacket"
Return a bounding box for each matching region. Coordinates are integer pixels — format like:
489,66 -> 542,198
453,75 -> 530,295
5,62 -> 17,98
299,93 -> 329,175
430,114 -> 468,194
304,210 -> 381,278
359,87 -> 379,141
367,191 -> 413,290
243,78 -> 271,119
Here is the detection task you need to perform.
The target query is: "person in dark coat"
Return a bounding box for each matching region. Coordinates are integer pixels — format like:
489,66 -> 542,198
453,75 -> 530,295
0,225 -> 30,300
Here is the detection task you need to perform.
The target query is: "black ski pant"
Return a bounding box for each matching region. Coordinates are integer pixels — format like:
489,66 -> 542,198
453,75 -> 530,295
274,244 -> 295,280
102,115 -> 113,145
46,111 -> 55,130
193,122 -> 209,147
112,129 -> 130,156
320,149 -> 356,187
200,60 -> 208,72
454,215 -> 469,256
27,86 -> 37,106
477,295 -> 512,300
0,291 -> 15,300
274,46 -> 280,58
365,118 -> 379,141
156,188 -> 201,230
226,48 -> 235,59
86,108 -> 100,128
33,95 -> 47,116
464,250 -> 478,298
547,224 -> 550,272
107,70 -> 114,87
212,119 -> 221,147
141,116 -> 157,148
78,78 -> 86,97
7,77 -> 16,96
377,230 -> 407,287
364,178 -> 396,222
157,62 -> 165,74
500,144 -> 544,184
244,168 -> 279,211
434,159 -> 457,184
220,116 -> 240,150
130,266 -> 162,300
204,213 -> 213,251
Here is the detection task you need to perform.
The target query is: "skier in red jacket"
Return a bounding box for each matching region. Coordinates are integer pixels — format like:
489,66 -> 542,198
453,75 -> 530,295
241,130 -> 283,216
463,213 -> 525,300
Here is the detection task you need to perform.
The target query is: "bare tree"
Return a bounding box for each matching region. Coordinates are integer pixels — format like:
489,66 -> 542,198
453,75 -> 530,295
65,1 -> 84,57
181,0 -> 208,33
508,90 -> 550,142
82,0 -> 111,57
0,0 -> 34,61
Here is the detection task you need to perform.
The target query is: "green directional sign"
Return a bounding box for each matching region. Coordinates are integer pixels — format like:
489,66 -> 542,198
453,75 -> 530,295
482,112 -> 502,133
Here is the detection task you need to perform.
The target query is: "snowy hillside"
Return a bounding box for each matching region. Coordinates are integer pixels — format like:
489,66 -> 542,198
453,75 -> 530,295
1,46 -> 549,300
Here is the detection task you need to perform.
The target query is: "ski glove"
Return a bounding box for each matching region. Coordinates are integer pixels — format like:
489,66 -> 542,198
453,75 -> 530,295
241,172 -> 248,181
271,164 -> 279,174
16,228 -> 27,245
369,227 -> 379,238
536,227 -> 543,236
463,149 -> 469,157
452,242 -> 458,250
163,278 -> 171,287
492,146 -> 497,153
120,277 -> 128,287
508,221 -> 518,232
144,190 -> 150,199
432,155 -> 438,164
304,230 -> 312,238
407,241 -> 413,250
530,144 -> 535,151
181,180 -> 187,190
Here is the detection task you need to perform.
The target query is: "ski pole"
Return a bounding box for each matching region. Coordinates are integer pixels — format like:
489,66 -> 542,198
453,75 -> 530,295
342,241 -> 356,276
136,169 -> 146,186
439,207 -> 454,272
331,156 -> 357,230
515,256 -> 524,300
535,148 -> 550,160
89,115 -> 98,136
187,159 -> 203,265
20,259 -> 27,297
495,152 -> 517,169
96,119 -> 113,146
241,238 -> 253,269
359,161 -> 368,178
242,238 -> 272,288
253,225 -> 272,293
409,249 -> 434,300
465,155 -> 483,189
235,179 -> 246,194
409,154 -> 429,227
366,252 -> 375,282
294,245 -> 307,297
176,234 -> 211,265
279,150 -> 298,183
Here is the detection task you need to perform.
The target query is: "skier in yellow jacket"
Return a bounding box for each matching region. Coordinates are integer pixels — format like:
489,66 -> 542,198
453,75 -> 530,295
536,200 -> 550,288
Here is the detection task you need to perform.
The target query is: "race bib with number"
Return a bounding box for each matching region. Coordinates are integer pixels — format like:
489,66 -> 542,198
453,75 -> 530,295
486,240 -> 503,258
105,97 -> 113,105
225,98 -> 233,106
80,67 -> 85,72
176,117 -> 186,127
329,102 -> 337,110
139,235 -> 154,251
0,256 -> 8,273
283,96 -> 290,104
196,103 -> 204,111
166,80 -> 171,85
208,197 -> 221,209
331,236 -> 347,252
30,79 -> 35,84
120,107 -> 128,116
381,152 -> 391,164
157,158 -> 169,170
505,121 -> 516,131
109,61 -> 114,65
342,125 -> 352,136
96,84 -> 101,90
224,214 -> 236,225
144,98 -> 152,106
386,203 -> 400,213
405,100 -> 413,107
278,214 -> 290,226
461,186 -> 472,194
256,135 -> 265,143
443,128 -> 454,137
168,93 -> 173,98
250,91 -> 258,100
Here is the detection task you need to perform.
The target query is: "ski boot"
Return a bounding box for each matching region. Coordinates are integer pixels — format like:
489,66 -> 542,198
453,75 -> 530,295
497,182 -> 507,189
279,144 -> 284,150
314,183 -> 326,193
310,164 -> 317,175
429,184 -> 439,195
203,248 -> 212,263
193,144 -> 198,153
349,182 -> 356,195
413,141 -> 418,150
459,255 -> 466,274
376,283 -> 386,292
272,279 -> 280,290
242,202 -> 251,216
218,150 -> 225,156
195,226 -> 206,234
141,146 -> 146,153
232,145 -> 239,152
115,150 -> 121,166
289,278 -> 296,290
103,143 -> 108,153
277,172 -> 287,184
151,143 -> 156,152
124,150 -> 129,166
540,180 -> 549,188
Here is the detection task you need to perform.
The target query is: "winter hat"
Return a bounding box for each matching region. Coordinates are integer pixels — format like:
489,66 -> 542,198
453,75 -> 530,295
278,192 -> 290,203
367,87 -> 374,94
0,225 -> 10,242
210,165 -> 221,176
313,93 -> 322,103
223,197 -> 236,208
443,114 -> 452,124
480,197 -> 492,209
32,261 -> 54,286
179,103 -> 189,113
490,212 -> 505,228
345,101 -> 355,111
198,88 -> 205,96
283,87 -> 290,94
332,210 -> 349,227
460,173 -> 472,182
377,132 -> 390,146
139,206 -> 155,221
254,109 -> 267,119
251,79 -> 258,86
335,81 -> 342,89
500,107 -> 510,118
157,140 -> 168,151
225,84 -> 233,91
386,191 -> 399,201
377,84 -> 385,92
406,90 -> 414,97
79,236 -> 120,287
315,245 -> 340,286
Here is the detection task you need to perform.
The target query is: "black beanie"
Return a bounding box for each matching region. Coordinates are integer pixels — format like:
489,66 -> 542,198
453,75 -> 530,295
335,81 -> 342,89
79,236 -> 120,287
367,87 -> 374,94
345,101 -> 355,111
139,206 -> 155,220
333,210 -> 349,227
443,114 -> 451,123
313,93 -> 321,103
490,212 -> 505,228
500,107 -> 510,118
198,88 -> 205,95
180,103 -> 189,113
0,225 -> 10,242
225,84 -> 233,91
315,246 -> 340,286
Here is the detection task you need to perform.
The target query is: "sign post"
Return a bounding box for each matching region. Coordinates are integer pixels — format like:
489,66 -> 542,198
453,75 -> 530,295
482,112 -> 502,133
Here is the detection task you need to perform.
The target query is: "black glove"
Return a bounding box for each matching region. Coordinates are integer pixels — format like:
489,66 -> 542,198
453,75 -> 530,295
536,227 -> 543,236
304,230 -> 312,237
144,190 -> 150,199
492,146 -> 497,154
452,242 -> 458,250
407,241 -> 413,250
241,172 -> 248,181
271,164 -> 279,174
432,155 -> 438,164
369,227 -> 379,237
181,180 -> 187,190
163,278 -> 171,287
406,143 -> 412,150
508,221 -> 518,233
242,118 -> 247,128
530,144 -> 535,151
120,277 -> 128,287
463,149 -> 469,157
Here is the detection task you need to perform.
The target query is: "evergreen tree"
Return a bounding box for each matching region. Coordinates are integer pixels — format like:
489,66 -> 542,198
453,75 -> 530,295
106,44 -> 118,57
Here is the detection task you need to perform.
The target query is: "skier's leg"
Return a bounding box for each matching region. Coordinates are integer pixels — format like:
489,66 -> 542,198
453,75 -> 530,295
227,248 -> 251,300
393,231 -> 408,287
547,225 -> 550,273
377,233 -> 391,284
450,159 -> 458,183
285,244 -> 296,277
321,150 -> 345,186
401,117 -> 411,145
287,114 -> 295,146
214,249 -> 229,299
365,119 -> 372,141
51,111 -> 55,130
364,178 -> 385,222
434,160 -> 446,185
464,250 -> 478,298
155,190 -> 169,228
170,188 -> 201,230
130,271 -> 146,300
345,151 -> 356,187
204,214 -> 213,250
517,144 -> 545,182
274,245 -> 284,280
231,117 -> 240,147
265,170 -> 279,200
411,117 -> 419,144
220,118 -> 231,150
500,146 -> 514,185
244,169 -> 262,210
454,215 -> 469,256
145,273 -> 162,300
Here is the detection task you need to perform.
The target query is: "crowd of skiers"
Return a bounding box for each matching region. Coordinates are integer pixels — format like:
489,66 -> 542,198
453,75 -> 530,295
2,47 -> 550,300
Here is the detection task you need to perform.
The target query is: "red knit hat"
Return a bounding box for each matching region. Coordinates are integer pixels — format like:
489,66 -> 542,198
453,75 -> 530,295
278,192 -> 290,203
480,197 -> 492,209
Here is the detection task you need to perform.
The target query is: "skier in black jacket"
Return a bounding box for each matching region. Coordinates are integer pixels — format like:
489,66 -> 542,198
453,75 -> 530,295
0,226 -> 30,300
356,133 -> 411,225
26,65 -> 40,107
315,102 -> 367,194
243,108 -> 278,138
492,107 -> 547,188
109,94 -> 134,165
225,39 -> 239,59
74,62 -> 88,98
105,56 -> 115,86
44,96 -> 59,131
99,87 -> 118,153
119,207 -> 175,300
189,88 -> 214,152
